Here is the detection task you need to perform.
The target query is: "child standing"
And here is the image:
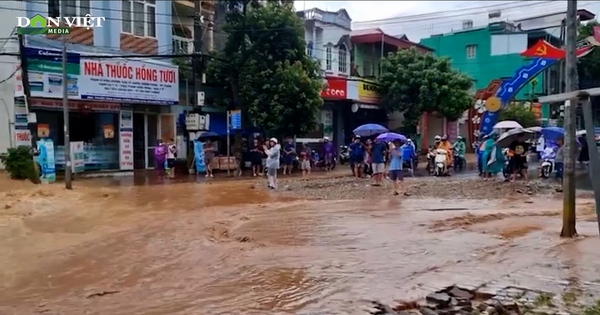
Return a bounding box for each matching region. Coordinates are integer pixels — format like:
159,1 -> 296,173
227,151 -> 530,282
300,143 -> 312,178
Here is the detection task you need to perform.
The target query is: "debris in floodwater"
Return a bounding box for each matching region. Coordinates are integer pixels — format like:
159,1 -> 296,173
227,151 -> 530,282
86,290 -> 120,298
369,285 -> 579,315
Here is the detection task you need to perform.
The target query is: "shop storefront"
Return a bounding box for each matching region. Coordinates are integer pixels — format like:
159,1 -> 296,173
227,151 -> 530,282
343,78 -> 387,143
23,45 -> 179,172
298,76 -> 351,151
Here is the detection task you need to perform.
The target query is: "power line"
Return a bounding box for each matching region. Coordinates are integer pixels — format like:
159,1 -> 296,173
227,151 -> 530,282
352,1 -> 551,25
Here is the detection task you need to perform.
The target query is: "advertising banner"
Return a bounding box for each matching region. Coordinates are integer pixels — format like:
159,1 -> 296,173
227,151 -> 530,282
70,141 -> 85,173
36,138 -> 56,183
24,47 -> 179,105
24,47 -> 80,99
78,59 -> 179,105
119,109 -> 134,170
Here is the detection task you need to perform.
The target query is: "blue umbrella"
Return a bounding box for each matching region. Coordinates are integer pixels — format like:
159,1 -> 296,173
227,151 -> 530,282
197,131 -> 219,141
376,132 -> 407,142
353,123 -> 388,137
540,126 -> 565,141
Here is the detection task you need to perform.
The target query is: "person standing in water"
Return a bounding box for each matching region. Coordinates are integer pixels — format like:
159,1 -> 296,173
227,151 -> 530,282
203,139 -> 215,178
166,139 -> 177,179
264,138 -> 281,189
153,140 -> 167,179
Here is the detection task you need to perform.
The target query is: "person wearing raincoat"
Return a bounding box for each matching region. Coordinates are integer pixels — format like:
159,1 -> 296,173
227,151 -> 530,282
452,136 -> 466,170
481,132 -> 504,180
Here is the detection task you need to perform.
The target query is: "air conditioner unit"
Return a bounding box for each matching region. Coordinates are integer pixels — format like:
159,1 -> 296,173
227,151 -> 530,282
185,113 -> 210,131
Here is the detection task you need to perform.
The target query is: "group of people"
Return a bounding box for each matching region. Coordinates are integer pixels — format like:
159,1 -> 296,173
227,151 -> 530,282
153,139 -> 178,179
347,135 -> 415,195
475,131 -> 566,184
427,135 -> 467,174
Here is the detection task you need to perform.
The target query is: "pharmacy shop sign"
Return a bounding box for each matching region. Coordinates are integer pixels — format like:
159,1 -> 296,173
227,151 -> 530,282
17,14 -> 105,35
78,59 -> 179,105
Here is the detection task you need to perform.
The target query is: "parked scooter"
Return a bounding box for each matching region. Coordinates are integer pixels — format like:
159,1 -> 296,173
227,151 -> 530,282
540,158 -> 555,178
433,149 -> 448,176
453,151 -> 465,172
339,145 -> 350,165
426,146 -> 437,175
539,147 -> 556,179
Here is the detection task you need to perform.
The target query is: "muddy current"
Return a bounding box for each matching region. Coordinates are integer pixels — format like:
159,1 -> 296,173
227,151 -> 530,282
1,175 -> 600,315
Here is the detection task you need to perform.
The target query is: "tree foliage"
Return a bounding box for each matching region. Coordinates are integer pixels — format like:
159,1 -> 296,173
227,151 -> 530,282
499,103 -> 538,128
206,1 -> 323,136
578,20 -> 600,87
378,48 -> 473,133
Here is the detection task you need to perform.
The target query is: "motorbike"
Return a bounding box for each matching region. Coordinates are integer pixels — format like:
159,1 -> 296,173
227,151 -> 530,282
453,151 -> 465,172
433,149 -> 448,176
311,151 -> 337,170
540,158 -> 555,178
426,147 -> 437,175
339,145 -> 350,165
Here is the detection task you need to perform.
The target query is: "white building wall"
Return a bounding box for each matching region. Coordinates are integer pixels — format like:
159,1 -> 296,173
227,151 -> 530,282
303,10 -> 351,77
0,2 -> 26,168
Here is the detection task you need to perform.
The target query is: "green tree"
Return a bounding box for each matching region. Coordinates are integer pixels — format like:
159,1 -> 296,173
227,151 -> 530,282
499,103 -> 539,128
578,20 -> 600,87
206,1 -> 323,136
378,48 -> 473,134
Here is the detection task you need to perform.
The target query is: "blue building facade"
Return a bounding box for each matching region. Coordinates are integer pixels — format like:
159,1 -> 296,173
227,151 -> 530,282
18,0 -> 182,171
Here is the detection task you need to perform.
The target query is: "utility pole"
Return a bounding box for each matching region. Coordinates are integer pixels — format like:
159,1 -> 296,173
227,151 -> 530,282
560,0 -> 578,237
580,94 -> 600,236
192,0 -> 203,107
61,0 -> 72,189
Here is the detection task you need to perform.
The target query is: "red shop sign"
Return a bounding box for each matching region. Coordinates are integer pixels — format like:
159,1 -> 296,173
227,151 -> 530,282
321,77 -> 347,100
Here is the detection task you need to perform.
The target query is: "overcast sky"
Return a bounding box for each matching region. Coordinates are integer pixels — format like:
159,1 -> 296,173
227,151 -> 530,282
298,1 -> 600,41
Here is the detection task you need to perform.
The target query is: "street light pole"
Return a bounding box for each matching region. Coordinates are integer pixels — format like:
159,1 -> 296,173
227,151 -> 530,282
61,0 -> 72,189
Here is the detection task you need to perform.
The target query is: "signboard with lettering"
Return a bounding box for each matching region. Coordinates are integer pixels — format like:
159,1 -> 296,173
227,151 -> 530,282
358,79 -> 380,104
321,77 -> 347,100
119,109 -> 134,170
79,59 -> 179,105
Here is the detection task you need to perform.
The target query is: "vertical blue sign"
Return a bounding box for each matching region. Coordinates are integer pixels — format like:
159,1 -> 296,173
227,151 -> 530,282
230,110 -> 242,130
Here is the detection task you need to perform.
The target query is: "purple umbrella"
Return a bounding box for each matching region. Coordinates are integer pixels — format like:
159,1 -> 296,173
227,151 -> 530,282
376,132 -> 407,142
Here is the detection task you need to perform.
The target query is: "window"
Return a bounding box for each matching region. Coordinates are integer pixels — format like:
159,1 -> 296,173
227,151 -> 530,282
466,45 -> 477,59
122,0 -> 156,37
325,43 -> 332,71
60,0 -> 90,17
338,44 -> 347,73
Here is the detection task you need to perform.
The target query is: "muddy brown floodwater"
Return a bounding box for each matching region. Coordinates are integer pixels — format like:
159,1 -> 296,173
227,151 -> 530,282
1,174 -> 600,315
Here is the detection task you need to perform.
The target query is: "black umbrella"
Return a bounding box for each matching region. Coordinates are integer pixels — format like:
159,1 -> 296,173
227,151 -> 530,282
197,131 -> 219,141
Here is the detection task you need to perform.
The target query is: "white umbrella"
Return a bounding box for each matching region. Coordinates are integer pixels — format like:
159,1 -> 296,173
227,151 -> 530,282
525,126 -> 542,133
576,130 -> 586,136
493,120 -> 523,129
495,128 -> 536,148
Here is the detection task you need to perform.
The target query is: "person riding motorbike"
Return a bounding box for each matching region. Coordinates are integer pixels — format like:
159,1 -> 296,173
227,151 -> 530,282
434,135 -> 442,148
452,136 -> 466,171
437,135 -> 454,170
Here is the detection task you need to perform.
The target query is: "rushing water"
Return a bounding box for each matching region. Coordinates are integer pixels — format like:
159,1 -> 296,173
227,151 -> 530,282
0,176 -> 599,315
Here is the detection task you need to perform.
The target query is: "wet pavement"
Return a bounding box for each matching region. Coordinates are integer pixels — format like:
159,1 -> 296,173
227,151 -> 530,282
0,174 -> 599,315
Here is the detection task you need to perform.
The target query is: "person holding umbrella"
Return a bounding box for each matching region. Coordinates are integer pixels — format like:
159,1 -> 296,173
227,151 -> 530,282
508,134 -> 530,182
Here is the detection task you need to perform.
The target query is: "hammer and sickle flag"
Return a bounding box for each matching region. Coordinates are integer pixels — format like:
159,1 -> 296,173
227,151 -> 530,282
535,44 -> 547,56
520,39 -> 565,59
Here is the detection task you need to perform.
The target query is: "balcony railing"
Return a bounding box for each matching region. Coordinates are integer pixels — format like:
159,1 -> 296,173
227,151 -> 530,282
173,36 -> 193,54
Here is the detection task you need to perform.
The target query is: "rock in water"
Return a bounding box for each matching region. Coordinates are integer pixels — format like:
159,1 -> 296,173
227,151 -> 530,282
419,307 -> 439,315
426,293 -> 452,308
448,286 -> 474,300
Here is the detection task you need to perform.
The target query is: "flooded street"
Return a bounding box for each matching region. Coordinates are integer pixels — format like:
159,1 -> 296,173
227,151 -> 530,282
1,174 -> 599,315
